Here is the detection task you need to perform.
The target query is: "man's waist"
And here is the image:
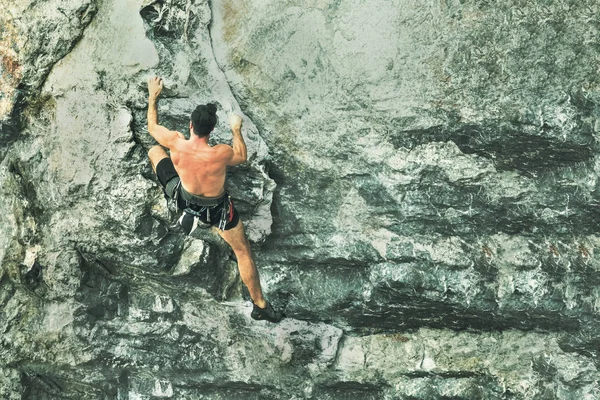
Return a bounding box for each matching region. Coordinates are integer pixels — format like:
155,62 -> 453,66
180,185 -> 227,206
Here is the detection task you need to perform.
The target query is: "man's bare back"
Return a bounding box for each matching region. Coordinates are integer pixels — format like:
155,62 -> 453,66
170,137 -> 233,198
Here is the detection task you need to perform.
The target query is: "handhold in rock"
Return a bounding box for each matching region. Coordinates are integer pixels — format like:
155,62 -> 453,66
23,260 -> 43,287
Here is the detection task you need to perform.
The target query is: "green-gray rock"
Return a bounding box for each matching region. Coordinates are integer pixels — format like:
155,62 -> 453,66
1,0 -> 600,398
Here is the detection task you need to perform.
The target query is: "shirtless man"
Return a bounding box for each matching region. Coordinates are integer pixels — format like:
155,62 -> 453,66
146,76 -> 282,323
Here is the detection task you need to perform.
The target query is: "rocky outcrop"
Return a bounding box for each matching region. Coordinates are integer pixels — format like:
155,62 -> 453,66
1,0 -> 600,399
0,0 -> 97,142
211,0 -> 600,323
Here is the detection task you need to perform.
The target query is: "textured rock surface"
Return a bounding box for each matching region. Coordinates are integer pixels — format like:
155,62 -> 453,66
2,0 -> 600,398
0,0 -> 97,141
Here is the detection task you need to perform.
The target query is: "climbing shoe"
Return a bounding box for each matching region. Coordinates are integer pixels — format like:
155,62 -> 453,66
251,301 -> 284,323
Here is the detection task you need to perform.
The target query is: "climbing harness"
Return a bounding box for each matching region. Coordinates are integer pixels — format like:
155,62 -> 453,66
173,181 -> 233,234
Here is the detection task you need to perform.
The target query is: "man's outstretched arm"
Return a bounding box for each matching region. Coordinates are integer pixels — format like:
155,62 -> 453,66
147,76 -> 180,148
228,114 -> 247,166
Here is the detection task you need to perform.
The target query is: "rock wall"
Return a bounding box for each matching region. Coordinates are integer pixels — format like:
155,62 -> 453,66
1,0 -> 600,399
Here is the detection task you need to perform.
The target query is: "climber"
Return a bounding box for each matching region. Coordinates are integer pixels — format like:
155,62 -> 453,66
145,76 -> 283,323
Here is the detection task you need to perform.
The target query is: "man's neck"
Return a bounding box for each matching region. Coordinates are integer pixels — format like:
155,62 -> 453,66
189,133 -> 210,146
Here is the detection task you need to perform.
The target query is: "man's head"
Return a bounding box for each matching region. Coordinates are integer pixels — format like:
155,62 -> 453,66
190,103 -> 218,137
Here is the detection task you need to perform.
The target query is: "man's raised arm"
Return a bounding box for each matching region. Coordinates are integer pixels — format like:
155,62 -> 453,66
228,114 -> 247,166
147,76 -> 180,148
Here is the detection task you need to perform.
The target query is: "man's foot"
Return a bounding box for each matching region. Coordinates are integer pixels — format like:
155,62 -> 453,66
251,301 -> 284,323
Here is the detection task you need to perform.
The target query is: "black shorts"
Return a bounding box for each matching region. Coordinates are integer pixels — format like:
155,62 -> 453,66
155,158 -> 239,230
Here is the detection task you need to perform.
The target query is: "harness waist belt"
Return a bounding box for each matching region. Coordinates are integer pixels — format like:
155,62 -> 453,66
180,186 -> 227,207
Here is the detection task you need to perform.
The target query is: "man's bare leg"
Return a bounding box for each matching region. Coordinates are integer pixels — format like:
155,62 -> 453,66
216,220 -> 268,309
150,143 -> 264,304
148,145 -> 169,172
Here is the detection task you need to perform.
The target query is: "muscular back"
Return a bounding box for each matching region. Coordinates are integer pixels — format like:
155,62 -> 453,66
170,138 -> 234,197
146,91 -> 247,197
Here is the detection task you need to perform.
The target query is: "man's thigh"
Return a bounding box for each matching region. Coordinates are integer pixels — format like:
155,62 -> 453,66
215,220 -> 250,253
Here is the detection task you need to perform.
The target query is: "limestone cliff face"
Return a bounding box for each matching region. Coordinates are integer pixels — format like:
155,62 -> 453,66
1,0 -> 600,399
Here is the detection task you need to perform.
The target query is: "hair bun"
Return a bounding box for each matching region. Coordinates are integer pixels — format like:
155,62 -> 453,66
206,103 -> 217,115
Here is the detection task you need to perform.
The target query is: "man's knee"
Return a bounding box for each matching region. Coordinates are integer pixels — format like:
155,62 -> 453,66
231,245 -> 252,262
148,145 -> 166,159
148,145 -> 168,171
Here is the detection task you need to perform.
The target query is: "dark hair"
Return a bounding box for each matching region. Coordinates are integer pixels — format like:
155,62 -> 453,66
190,103 -> 218,137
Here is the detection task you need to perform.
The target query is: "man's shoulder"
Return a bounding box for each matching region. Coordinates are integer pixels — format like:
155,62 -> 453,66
212,144 -> 234,163
213,143 -> 234,154
165,131 -> 184,143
